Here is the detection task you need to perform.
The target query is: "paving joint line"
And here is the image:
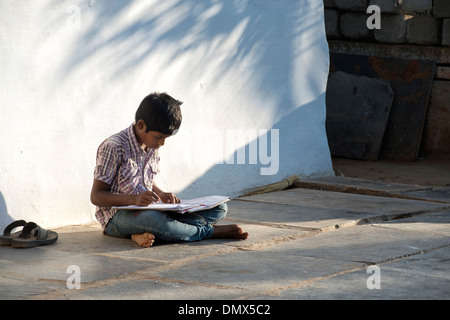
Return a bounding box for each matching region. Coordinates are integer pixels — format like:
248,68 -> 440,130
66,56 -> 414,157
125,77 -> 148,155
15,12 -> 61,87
292,182 -> 450,204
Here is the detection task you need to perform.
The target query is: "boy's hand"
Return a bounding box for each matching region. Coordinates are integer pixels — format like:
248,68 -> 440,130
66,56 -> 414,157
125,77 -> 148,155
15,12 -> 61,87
134,191 -> 161,206
159,192 -> 181,204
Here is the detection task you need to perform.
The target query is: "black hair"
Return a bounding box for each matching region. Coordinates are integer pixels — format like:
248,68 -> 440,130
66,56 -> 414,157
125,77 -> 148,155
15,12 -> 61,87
135,92 -> 182,135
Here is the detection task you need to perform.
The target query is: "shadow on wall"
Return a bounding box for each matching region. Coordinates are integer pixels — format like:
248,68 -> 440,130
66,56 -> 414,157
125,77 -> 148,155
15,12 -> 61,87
0,192 -> 14,231
176,93 -> 331,199
49,0 -> 330,198
53,0 -> 325,117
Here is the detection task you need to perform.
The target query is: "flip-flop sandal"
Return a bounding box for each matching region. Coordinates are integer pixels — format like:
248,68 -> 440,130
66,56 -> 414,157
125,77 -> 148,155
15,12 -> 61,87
11,222 -> 58,248
0,220 -> 27,245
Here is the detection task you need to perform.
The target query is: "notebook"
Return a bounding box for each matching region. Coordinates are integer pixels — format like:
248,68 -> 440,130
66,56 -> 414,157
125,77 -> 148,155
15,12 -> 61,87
113,195 -> 230,213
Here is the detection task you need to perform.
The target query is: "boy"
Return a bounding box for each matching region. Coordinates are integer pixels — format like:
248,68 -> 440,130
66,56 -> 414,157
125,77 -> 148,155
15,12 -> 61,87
90,92 -> 249,247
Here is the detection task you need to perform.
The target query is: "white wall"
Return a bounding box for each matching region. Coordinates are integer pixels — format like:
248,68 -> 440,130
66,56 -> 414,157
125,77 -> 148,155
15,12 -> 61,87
0,0 -> 333,230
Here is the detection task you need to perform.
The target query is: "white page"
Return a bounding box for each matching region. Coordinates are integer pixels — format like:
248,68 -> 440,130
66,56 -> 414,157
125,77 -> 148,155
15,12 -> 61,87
113,195 -> 229,213
181,196 -> 230,213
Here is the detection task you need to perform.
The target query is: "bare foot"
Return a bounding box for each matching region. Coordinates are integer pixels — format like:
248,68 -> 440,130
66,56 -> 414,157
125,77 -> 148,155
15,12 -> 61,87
131,232 -> 155,248
212,224 -> 249,240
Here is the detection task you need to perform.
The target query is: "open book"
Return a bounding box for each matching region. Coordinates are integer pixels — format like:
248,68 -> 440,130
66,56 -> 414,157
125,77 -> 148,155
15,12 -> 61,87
113,195 -> 230,214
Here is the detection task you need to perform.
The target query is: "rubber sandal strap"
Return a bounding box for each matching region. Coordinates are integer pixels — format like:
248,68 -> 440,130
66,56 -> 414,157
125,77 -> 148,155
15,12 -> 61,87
35,225 -> 48,240
11,222 -> 57,248
3,220 -> 27,236
20,222 -> 48,240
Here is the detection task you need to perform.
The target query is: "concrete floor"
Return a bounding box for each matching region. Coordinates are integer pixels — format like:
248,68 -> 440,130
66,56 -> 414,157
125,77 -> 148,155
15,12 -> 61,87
1,170 -> 449,302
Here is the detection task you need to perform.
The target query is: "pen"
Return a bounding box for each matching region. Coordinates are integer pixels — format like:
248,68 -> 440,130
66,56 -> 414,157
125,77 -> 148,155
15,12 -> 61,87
138,183 -> 148,191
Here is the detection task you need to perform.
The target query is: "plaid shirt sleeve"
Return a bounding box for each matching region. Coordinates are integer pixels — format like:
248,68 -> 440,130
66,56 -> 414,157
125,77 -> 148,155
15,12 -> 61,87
94,140 -> 123,185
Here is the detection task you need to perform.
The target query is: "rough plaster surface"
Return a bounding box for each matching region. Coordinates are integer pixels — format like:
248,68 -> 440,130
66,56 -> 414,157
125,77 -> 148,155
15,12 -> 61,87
0,0 -> 332,229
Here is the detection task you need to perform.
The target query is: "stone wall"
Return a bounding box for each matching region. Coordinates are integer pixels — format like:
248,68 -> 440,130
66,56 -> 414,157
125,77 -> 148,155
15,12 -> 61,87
324,0 -> 450,157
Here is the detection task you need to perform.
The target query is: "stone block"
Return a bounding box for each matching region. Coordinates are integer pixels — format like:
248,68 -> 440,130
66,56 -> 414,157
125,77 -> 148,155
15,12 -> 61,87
374,14 -> 407,43
401,0 -> 432,13
423,81 -> 450,155
434,0 -> 450,18
436,66 -> 450,80
369,0 -> 432,14
406,15 -> 440,45
326,71 -> 394,160
325,9 -> 341,38
329,40 -> 450,64
335,0 -> 368,12
443,19 -> 450,46
324,0 -> 337,9
340,12 -> 372,40
369,0 -> 400,13
330,53 -> 436,160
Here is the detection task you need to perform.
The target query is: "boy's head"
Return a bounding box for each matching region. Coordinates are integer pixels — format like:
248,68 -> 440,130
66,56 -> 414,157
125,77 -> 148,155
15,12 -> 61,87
135,92 -> 182,136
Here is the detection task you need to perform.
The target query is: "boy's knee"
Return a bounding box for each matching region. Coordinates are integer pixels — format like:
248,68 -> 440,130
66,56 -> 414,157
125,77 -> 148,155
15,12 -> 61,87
218,202 -> 228,213
215,202 -> 228,221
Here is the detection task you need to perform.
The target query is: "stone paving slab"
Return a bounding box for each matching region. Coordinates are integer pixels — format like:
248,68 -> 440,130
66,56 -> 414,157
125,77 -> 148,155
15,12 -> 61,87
296,176 -> 427,193
399,187 -> 450,204
238,188 -> 448,214
0,245 -> 163,284
235,188 -> 449,230
295,176 -> 450,204
56,278 -> 252,300
0,177 -> 448,301
49,212 -> 450,300
0,274 -> 64,300
227,200 -> 352,230
56,222 -> 307,262
268,246 -> 450,300
153,246 -> 364,295
269,222 -> 450,265
375,210 -> 450,236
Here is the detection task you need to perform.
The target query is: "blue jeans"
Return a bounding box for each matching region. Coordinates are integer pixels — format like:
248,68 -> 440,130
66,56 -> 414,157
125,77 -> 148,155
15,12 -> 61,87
105,203 -> 227,242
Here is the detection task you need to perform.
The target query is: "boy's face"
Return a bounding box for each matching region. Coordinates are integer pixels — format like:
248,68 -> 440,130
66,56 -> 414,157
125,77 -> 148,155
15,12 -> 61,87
135,120 -> 171,150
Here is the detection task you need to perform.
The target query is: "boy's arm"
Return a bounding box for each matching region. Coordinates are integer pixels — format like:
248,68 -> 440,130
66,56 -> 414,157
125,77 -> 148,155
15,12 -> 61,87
90,179 -> 160,207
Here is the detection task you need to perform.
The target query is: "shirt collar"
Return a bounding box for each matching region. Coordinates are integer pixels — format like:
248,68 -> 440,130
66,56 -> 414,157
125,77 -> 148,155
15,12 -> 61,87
128,122 -> 155,156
